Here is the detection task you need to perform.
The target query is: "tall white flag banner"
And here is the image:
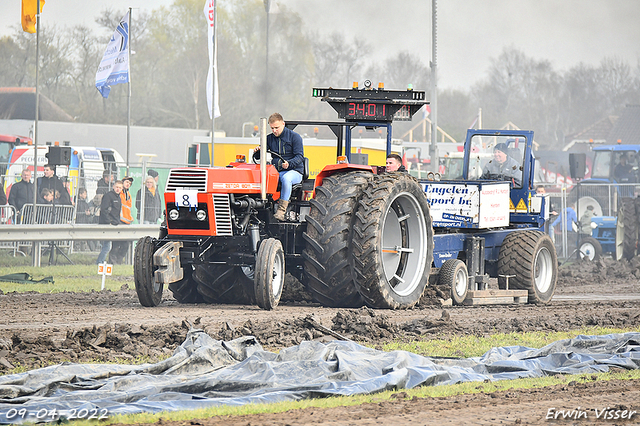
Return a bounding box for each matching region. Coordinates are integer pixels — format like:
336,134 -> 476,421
95,11 -> 130,99
204,0 -> 221,119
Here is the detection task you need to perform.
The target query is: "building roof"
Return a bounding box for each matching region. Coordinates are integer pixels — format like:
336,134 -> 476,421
562,115 -> 618,151
607,104 -> 640,144
0,87 -> 74,122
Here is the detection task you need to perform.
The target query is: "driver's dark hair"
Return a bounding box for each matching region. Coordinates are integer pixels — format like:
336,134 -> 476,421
387,153 -> 403,163
268,112 -> 284,123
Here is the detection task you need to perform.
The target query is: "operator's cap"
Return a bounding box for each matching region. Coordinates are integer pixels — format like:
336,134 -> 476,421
123,176 -> 134,183
494,143 -> 508,154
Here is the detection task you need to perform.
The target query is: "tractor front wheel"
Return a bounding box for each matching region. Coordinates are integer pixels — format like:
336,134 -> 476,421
254,238 -> 285,310
578,237 -> 603,262
134,236 -> 163,307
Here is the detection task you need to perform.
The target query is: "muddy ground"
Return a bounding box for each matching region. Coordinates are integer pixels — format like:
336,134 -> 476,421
1,256 -> 640,425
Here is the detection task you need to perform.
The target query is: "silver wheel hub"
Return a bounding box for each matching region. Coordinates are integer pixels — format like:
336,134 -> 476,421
381,191 -> 428,297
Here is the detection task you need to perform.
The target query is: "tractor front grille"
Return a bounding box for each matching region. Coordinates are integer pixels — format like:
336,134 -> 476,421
166,169 -> 207,192
212,194 -> 233,236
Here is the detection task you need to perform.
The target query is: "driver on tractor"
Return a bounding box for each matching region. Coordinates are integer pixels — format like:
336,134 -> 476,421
256,113 -> 305,221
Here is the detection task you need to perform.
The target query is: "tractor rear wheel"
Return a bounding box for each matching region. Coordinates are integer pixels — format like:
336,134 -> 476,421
352,174 -> 433,309
497,230 -> 557,304
193,264 -> 252,304
439,259 -> 468,305
616,198 -> 638,260
302,171 -> 372,307
254,238 -> 285,310
168,266 -> 204,303
134,236 -> 163,307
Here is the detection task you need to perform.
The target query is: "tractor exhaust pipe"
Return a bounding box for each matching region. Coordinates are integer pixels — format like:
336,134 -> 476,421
260,117 -> 267,200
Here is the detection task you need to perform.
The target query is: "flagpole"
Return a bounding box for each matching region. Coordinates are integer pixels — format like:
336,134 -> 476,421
31,0 -> 41,266
209,0 -> 217,167
126,7 -> 132,175
32,0 -> 40,218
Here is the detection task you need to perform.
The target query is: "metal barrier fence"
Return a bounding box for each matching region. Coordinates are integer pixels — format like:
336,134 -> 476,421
19,204 -> 76,225
0,205 -> 18,255
17,204 -> 76,256
537,181 -> 639,259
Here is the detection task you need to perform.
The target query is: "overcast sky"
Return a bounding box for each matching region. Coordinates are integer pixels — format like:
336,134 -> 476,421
2,0 -> 639,90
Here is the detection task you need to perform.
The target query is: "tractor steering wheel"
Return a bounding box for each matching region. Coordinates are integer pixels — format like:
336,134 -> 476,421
252,149 -> 287,167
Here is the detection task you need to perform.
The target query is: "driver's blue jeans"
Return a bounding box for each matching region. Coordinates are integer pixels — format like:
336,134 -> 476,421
279,170 -> 302,201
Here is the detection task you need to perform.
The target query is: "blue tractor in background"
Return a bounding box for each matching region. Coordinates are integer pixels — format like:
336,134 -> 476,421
571,144 -> 640,261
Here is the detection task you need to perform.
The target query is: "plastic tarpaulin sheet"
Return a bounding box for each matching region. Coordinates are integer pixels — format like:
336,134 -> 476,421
0,330 -> 638,424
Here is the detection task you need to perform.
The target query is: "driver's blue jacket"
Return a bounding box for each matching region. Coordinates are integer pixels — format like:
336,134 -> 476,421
266,126 -> 304,174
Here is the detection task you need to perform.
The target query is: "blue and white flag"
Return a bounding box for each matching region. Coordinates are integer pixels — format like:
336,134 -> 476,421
95,11 -> 130,98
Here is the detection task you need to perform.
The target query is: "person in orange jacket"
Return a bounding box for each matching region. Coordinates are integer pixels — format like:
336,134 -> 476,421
109,176 -> 133,264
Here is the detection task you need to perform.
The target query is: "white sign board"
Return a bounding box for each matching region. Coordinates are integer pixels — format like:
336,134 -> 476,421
424,182 -> 510,229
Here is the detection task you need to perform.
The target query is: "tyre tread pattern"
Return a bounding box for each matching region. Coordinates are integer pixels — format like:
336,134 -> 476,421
302,171 -> 372,307
352,173 -> 434,309
620,198 -> 638,260
255,238 -> 283,310
497,230 -> 557,304
168,267 -> 203,304
134,236 -> 163,307
439,259 -> 467,305
193,265 -> 252,305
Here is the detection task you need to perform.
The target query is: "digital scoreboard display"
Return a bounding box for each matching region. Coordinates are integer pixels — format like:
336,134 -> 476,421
344,102 -> 413,121
313,87 -> 427,122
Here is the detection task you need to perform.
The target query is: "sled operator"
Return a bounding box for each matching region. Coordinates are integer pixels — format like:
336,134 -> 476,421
255,113 -> 304,221
480,142 -> 522,187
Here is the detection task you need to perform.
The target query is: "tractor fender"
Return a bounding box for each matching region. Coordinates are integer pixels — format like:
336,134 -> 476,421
313,163 -> 375,194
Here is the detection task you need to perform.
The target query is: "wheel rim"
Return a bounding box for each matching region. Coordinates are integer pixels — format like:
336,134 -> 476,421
579,242 -> 596,261
381,191 -> 429,297
616,209 -> 624,260
271,251 -> 284,297
453,267 -> 468,298
241,265 -> 255,280
534,246 -> 553,293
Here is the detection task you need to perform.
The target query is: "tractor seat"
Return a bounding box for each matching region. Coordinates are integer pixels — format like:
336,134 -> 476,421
290,157 -> 310,199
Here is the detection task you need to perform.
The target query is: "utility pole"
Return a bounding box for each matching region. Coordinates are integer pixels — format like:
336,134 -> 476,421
430,0 -> 439,172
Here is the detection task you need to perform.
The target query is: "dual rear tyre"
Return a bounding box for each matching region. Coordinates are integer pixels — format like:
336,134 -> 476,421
351,174 -> 433,309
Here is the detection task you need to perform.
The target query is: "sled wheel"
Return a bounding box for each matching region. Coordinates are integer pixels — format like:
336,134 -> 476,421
439,259 -> 468,305
134,236 -> 163,307
254,238 -> 284,310
578,236 -> 602,262
303,171 -> 372,307
352,174 -> 433,309
498,230 -> 557,304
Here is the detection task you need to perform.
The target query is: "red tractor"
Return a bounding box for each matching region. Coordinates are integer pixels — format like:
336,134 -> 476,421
134,85 -> 431,310
135,84 -> 556,310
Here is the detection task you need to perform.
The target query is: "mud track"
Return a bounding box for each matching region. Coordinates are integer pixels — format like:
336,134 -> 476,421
1,256 -> 639,425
